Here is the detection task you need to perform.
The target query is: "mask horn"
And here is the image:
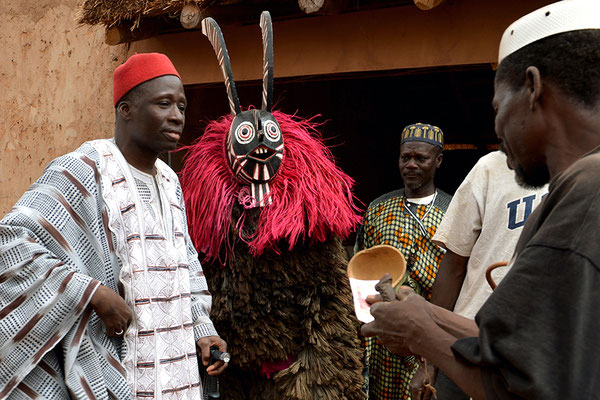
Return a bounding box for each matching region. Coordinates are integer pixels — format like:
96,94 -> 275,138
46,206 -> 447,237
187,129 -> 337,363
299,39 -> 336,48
201,17 -> 241,115
260,11 -> 274,112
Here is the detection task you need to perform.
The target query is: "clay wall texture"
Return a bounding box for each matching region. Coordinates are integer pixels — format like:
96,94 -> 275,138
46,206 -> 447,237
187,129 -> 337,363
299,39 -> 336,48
0,0 -> 127,215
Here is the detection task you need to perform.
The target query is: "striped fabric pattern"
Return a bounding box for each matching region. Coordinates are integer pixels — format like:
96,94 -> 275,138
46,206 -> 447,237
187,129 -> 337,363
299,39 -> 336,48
95,139 -> 214,399
0,144 -> 131,398
0,139 -> 216,399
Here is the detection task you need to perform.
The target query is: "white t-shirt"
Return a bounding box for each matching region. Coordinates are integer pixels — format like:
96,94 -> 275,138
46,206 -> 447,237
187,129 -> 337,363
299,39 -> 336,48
433,151 -> 548,318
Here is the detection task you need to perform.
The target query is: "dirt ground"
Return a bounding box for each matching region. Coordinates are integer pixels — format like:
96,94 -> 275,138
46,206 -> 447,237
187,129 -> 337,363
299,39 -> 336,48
0,0 -> 127,215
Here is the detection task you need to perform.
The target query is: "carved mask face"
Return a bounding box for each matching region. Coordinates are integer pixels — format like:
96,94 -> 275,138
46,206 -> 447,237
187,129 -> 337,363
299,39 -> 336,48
202,11 -> 280,208
227,109 -> 284,185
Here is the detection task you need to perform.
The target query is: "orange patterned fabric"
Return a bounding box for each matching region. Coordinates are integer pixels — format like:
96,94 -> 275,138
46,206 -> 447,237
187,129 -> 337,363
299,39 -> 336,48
355,188 -> 451,399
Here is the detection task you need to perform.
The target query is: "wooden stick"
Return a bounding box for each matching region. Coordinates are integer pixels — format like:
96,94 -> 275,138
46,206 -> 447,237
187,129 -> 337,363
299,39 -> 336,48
105,22 -> 159,46
375,273 -> 397,302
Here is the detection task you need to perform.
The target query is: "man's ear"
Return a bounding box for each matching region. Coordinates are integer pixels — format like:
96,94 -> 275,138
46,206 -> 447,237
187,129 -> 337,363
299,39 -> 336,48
117,101 -> 132,120
435,150 -> 443,168
525,66 -> 543,111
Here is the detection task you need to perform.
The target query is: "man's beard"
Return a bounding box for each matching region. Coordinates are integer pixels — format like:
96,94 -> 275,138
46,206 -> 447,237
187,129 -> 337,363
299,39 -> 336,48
514,163 -> 550,189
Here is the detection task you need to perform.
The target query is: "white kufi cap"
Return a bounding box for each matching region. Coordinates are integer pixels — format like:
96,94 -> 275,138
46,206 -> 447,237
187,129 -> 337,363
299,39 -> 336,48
498,0 -> 600,63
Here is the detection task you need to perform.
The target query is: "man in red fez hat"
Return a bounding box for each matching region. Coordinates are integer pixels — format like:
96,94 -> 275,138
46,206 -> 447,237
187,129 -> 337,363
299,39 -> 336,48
0,52 -> 226,398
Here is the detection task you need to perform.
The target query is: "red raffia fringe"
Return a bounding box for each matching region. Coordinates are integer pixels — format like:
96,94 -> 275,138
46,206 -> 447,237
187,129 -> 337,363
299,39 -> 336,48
179,110 -> 362,263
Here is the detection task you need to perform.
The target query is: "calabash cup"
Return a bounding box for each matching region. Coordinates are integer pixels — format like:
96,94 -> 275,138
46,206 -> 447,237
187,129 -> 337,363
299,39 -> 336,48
348,244 -> 407,286
347,245 -> 407,322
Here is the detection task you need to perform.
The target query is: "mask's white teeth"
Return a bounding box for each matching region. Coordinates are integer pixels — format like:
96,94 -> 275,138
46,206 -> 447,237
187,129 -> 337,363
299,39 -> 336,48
253,164 -> 260,180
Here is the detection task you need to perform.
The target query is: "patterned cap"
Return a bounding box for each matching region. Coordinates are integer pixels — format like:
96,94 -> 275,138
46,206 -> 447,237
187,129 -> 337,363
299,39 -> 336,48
499,0 -> 600,63
400,123 -> 444,148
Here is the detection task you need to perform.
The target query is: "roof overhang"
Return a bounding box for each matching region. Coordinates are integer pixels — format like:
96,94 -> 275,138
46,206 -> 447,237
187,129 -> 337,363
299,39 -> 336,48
78,0 -> 446,45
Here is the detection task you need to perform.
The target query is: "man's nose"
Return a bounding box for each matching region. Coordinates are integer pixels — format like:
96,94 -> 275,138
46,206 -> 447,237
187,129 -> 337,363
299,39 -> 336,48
169,106 -> 184,124
406,159 -> 418,168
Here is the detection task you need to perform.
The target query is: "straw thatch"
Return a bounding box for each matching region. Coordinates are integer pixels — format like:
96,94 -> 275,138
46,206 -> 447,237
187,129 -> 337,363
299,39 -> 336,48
78,0 -> 213,27
79,0 -> 418,29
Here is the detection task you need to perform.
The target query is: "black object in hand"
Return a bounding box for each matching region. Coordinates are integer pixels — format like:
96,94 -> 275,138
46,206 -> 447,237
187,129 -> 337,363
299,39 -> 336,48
202,346 -> 231,399
210,347 -> 231,364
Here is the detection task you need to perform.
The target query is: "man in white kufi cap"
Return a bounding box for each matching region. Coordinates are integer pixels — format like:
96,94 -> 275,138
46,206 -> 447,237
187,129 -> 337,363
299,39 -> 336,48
360,1 -> 600,399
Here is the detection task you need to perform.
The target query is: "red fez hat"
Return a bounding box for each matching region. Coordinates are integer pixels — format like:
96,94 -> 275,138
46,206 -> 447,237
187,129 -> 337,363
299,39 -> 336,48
113,53 -> 181,107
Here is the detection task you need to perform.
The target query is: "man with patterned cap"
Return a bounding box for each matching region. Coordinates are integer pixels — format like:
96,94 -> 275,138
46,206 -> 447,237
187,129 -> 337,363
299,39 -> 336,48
355,122 -> 451,399
362,1 -> 600,399
0,53 -> 226,398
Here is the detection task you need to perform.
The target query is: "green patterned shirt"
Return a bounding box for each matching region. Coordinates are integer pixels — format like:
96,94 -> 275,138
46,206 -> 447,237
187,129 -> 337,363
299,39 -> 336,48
355,188 -> 451,399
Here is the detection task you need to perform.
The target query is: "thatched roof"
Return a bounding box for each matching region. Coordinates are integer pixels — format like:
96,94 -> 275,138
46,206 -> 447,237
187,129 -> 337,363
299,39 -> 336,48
79,0 -> 419,28
79,0 -> 421,45
78,0 -> 211,27
79,0 -> 311,45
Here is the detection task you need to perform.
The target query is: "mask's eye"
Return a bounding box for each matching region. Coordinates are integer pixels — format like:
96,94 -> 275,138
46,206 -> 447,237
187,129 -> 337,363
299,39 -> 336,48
264,121 -> 281,142
235,122 -> 255,144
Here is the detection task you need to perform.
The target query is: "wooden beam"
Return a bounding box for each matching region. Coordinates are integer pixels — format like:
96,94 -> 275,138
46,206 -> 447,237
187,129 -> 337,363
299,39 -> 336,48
443,143 -> 500,151
103,1 -> 303,45
108,0 -> 409,45
180,3 -> 201,29
319,0 -> 350,15
298,0 -> 324,14
105,19 -> 162,46
298,0 -> 349,15
414,0 -> 445,11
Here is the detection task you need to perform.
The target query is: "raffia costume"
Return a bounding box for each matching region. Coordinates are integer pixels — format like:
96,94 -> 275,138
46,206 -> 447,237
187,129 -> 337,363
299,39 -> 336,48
179,12 -> 365,400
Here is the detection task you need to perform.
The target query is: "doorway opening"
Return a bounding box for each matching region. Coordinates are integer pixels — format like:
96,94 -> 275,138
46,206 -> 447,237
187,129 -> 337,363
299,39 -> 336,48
174,64 -> 498,224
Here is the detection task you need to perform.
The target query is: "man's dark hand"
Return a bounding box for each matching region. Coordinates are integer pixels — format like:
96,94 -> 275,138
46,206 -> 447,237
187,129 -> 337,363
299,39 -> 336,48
197,336 -> 228,376
90,284 -> 132,337
361,286 -> 436,356
410,363 -> 438,400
